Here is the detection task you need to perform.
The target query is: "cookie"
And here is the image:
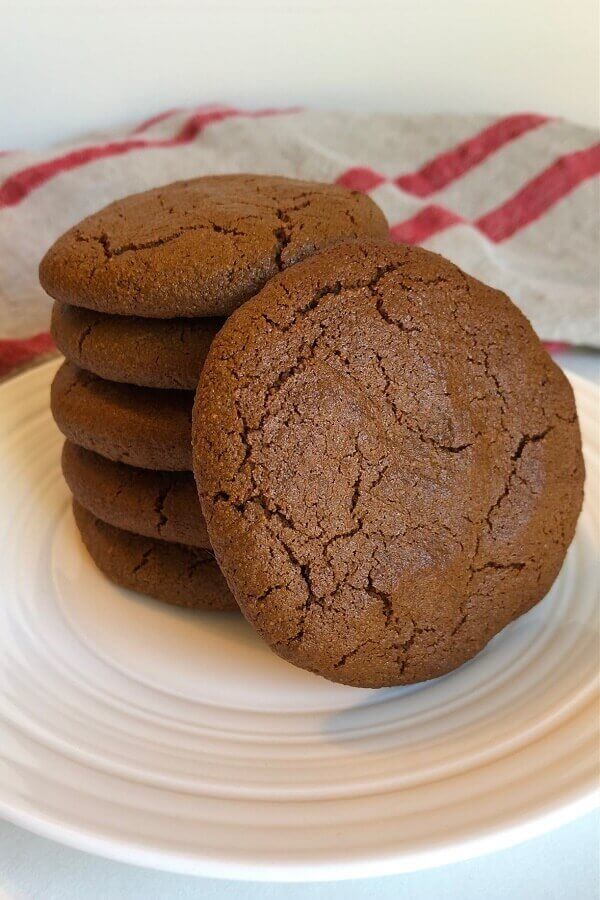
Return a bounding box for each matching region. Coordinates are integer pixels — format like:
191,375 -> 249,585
51,361 -> 192,470
192,240 -> 584,688
39,175 -> 388,318
73,501 -> 235,611
62,441 -> 209,548
51,302 -> 223,389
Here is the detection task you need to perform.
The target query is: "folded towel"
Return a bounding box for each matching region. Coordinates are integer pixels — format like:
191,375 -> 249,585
1,106 -> 598,378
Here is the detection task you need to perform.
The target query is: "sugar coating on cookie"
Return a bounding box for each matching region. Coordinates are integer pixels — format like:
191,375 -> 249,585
192,240 -> 584,688
62,442 -> 209,548
52,303 -> 223,390
39,174 -> 389,318
51,361 -> 193,470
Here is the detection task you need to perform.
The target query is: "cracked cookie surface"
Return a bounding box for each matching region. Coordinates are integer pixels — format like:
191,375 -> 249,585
51,361 -> 193,470
192,240 -> 584,688
73,501 -> 235,610
52,302 -> 223,389
62,442 -> 209,548
39,175 -> 388,318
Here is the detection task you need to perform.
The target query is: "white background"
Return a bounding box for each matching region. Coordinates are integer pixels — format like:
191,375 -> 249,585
0,2 -> 599,897
0,0 -> 598,149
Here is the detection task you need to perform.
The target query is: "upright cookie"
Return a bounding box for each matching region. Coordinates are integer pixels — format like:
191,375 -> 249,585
192,241 -> 584,688
73,501 -> 235,611
51,361 -> 193,470
52,303 -> 222,389
62,442 -> 209,548
39,175 -> 388,318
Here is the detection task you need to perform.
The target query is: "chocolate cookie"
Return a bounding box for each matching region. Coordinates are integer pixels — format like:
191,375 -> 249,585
52,303 -> 222,389
192,240 -> 584,688
62,441 -> 209,548
51,361 -> 192,470
39,175 -> 388,318
73,501 -> 235,611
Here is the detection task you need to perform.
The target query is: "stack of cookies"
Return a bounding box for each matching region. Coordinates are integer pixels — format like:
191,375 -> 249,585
41,175 -> 388,612
41,174 -> 583,689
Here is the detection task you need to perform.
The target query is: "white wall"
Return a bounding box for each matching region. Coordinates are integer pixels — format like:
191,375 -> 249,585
1,0 -> 598,149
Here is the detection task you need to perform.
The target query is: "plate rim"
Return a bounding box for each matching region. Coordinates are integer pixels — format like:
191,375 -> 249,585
0,788 -> 597,882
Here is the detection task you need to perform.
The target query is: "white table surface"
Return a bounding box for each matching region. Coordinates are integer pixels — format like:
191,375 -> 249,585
1,348 -> 598,899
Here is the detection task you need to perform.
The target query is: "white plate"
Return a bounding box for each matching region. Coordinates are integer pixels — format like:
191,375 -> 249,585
0,359 -> 598,882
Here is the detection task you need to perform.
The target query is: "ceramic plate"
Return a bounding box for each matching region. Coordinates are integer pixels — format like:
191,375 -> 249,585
0,359 -> 598,881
